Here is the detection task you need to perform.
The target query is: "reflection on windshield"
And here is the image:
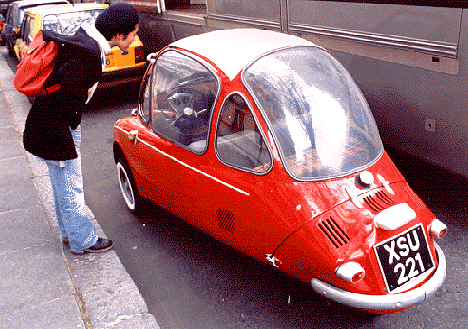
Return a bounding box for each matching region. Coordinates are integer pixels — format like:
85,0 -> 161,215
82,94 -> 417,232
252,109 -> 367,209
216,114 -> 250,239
43,9 -> 103,36
243,46 -> 383,180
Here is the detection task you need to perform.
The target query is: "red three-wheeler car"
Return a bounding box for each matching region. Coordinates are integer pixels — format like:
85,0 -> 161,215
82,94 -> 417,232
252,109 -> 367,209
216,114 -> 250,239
113,29 -> 447,313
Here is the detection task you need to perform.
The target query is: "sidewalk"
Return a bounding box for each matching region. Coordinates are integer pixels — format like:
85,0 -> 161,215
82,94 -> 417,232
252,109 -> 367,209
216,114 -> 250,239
0,47 -> 160,328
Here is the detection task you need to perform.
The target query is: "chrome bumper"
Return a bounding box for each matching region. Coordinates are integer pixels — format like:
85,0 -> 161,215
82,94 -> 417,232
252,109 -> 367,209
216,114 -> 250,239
311,242 -> 446,311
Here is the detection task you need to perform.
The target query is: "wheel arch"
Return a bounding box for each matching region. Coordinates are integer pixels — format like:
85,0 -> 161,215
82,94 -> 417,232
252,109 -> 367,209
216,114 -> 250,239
113,141 -> 124,164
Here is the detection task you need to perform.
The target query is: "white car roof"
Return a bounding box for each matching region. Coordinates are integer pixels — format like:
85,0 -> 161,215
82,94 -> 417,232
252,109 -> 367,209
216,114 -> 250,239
26,2 -> 105,15
12,0 -> 67,8
170,29 -> 316,80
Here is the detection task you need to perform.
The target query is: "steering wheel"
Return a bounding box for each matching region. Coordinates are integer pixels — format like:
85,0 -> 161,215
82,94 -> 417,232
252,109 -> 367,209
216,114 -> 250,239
160,90 -> 194,123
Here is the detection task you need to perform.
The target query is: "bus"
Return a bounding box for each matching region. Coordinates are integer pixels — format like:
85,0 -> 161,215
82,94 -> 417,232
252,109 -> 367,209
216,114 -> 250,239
122,0 -> 468,178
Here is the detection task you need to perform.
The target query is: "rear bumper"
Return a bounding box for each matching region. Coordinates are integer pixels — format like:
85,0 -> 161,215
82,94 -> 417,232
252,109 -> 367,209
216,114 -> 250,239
98,63 -> 147,89
311,242 -> 446,311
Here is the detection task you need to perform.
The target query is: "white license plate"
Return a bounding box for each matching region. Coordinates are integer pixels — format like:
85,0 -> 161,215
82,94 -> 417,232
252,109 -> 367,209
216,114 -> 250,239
374,224 -> 435,293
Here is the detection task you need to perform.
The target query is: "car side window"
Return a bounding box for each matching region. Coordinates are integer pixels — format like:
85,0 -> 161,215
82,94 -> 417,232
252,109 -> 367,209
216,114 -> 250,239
19,16 -> 27,41
151,51 -> 218,153
6,6 -> 14,24
138,67 -> 152,125
9,6 -> 17,25
21,16 -> 34,46
26,17 -> 34,44
215,94 -> 272,174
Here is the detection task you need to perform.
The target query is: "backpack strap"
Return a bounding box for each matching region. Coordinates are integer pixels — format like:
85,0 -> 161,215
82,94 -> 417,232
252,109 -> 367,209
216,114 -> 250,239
38,83 -> 61,96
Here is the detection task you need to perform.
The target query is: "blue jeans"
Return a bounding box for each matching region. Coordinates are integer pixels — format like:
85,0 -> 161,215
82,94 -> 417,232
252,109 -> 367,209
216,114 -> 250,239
45,125 -> 97,251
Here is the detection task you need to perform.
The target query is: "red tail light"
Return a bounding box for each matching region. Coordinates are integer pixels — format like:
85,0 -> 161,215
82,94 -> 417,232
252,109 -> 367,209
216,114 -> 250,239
335,262 -> 365,283
430,219 -> 447,238
135,46 -> 145,63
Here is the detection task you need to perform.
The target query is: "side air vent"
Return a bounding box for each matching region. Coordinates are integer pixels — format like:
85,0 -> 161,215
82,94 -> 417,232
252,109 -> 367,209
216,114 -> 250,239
318,217 -> 350,248
216,208 -> 235,232
363,190 -> 395,213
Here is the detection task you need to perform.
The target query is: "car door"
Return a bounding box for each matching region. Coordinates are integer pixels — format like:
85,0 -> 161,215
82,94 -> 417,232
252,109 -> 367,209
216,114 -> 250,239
14,12 -> 33,60
130,49 -> 300,261
2,3 -> 17,52
129,49 -> 220,221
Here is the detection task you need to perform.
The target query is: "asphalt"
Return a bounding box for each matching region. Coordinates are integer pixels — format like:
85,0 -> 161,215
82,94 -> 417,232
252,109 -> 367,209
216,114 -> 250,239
0,47 -> 160,328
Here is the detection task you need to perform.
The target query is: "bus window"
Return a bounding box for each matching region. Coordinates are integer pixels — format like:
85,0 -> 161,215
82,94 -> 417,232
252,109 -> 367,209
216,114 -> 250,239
164,0 -> 207,13
313,0 -> 468,8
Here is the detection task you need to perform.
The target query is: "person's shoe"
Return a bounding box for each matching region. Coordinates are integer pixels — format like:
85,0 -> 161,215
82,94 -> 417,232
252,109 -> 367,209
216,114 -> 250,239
70,238 -> 114,255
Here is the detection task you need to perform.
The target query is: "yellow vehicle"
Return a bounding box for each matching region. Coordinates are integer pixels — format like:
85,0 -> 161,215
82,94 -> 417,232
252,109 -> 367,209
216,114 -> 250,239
15,3 -> 146,89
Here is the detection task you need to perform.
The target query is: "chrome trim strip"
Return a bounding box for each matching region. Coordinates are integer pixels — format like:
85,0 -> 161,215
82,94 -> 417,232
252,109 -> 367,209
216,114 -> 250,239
311,243 -> 446,311
124,0 -> 161,11
115,126 -> 250,196
279,0 -> 290,33
162,11 -> 206,27
288,24 -> 458,58
207,14 -> 280,30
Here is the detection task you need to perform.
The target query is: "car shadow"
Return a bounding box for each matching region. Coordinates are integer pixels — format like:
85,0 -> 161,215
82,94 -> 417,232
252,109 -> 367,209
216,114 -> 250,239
131,199 -> 379,328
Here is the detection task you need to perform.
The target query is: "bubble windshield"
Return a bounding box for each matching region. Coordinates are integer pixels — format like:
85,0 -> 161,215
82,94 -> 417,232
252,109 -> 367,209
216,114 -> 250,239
243,46 -> 383,180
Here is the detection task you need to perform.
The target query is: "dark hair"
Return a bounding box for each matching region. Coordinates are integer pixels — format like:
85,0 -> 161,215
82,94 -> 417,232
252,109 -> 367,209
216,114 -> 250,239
95,3 -> 139,41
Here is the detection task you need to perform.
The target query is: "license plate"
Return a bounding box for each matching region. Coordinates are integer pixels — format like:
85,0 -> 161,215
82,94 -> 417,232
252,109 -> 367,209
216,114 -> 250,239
105,55 -> 114,68
374,224 -> 435,293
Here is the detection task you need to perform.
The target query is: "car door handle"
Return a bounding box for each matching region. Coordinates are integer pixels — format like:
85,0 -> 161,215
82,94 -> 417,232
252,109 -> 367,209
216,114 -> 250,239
128,130 -> 138,144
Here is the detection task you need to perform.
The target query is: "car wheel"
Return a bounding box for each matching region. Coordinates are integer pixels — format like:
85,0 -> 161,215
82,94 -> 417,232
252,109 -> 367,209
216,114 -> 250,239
117,156 -> 142,214
7,40 -> 15,57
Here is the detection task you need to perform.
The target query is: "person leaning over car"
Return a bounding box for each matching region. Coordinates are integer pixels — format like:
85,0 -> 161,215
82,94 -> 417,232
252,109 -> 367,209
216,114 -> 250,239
22,3 -> 140,254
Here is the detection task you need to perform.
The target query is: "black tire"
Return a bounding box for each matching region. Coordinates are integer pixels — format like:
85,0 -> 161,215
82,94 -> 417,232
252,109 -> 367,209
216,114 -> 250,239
117,156 -> 143,214
7,39 -> 15,57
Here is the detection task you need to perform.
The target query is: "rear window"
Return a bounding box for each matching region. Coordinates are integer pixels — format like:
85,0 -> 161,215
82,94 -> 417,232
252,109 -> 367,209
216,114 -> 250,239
243,46 -> 383,181
42,8 -> 103,35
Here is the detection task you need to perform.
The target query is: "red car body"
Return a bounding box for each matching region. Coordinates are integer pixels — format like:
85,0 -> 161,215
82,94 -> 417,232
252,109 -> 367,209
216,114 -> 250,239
113,29 -> 447,313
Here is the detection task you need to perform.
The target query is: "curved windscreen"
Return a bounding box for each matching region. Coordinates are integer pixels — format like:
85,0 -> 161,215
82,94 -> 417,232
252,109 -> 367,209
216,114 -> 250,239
243,46 -> 383,180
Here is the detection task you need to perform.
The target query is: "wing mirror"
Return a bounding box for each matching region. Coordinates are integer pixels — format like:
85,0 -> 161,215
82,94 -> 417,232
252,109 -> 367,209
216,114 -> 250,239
146,53 -> 157,64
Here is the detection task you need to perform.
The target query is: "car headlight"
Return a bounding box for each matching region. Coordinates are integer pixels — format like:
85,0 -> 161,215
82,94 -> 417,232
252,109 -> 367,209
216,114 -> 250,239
335,262 -> 365,283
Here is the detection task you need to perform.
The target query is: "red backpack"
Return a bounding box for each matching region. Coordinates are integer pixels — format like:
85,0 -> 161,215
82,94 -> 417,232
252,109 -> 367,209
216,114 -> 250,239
13,30 -> 61,97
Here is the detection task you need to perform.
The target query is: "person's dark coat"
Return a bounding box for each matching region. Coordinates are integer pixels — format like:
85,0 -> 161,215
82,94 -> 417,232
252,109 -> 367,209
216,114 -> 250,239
23,28 -> 103,161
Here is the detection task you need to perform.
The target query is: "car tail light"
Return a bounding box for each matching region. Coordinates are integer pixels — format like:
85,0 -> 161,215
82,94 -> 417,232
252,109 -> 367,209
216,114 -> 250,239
135,46 -> 145,63
335,262 -> 365,283
430,219 -> 447,238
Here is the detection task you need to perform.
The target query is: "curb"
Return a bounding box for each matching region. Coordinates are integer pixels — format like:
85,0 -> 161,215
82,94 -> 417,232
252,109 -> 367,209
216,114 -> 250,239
1,47 -> 160,329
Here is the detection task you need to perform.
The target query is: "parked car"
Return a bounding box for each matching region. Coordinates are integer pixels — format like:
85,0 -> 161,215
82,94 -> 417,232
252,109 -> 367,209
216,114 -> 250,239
14,3 -> 147,89
0,0 -> 18,18
0,0 -> 11,18
0,14 -> 4,44
113,29 -> 447,314
1,0 -> 68,53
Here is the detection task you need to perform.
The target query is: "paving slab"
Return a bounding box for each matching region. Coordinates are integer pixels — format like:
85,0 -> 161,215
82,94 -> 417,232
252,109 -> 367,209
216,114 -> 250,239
0,124 -> 24,159
0,45 -> 160,329
0,295 -> 85,329
0,156 -> 40,213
